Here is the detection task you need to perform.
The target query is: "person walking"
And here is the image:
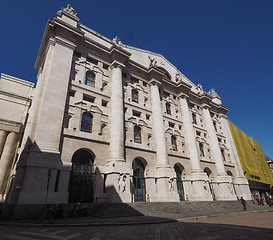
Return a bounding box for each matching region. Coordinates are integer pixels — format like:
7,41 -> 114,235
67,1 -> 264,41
240,196 -> 247,211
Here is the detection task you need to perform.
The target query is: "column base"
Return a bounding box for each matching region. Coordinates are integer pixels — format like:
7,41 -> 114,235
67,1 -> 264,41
233,176 -> 252,200
211,175 -> 238,201
105,161 -> 132,203
182,171 -> 213,201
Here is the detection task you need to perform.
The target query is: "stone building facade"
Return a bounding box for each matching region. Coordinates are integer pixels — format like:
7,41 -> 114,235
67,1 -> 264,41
4,5 -> 251,206
0,74 -> 34,201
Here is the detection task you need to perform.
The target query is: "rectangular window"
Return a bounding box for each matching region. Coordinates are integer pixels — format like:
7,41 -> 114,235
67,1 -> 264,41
146,114 -> 150,120
73,51 -> 81,59
122,72 -> 127,78
169,122 -> 175,128
69,91 -> 75,97
83,95 -> 95,103
130,76 -> 139,84
102,100 -> 108,107
133,110 -> 141,117
166,103 -> 171,115
87,57 -> 98,65
143,82 -> 147,87
103,64 -> 109,70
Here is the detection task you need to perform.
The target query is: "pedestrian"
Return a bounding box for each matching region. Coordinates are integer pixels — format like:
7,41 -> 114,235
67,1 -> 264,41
240,196 -> 247,211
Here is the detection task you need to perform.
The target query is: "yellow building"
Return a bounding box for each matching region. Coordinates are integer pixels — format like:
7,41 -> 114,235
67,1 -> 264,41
228,121 -> 273,193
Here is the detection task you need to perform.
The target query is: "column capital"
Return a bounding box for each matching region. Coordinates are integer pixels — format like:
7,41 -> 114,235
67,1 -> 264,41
177,93 -> 189,99
110,60 -> 126,70
148,79 -> 161,87
219,113 -> 228,120
201,103 -> 211,110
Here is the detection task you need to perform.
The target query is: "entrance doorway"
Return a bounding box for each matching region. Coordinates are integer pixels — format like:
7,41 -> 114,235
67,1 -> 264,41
204,167 -> 215,200
132,158 -> 146,202
68,149 -> 94,203
174,164 -> 185,201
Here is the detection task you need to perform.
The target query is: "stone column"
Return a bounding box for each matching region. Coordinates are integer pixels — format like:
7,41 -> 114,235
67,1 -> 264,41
150,81 -> 169,167
179,95 -> 201,172
178,95 -> 212,201
109,63 -> 125,162
0,130 -> 8,157
201,104 -> 236,200
201,104 -> 226,175
105,62 -> 131,203
148,80 -> 179,202
220,114 -> 252,200
0,132 -> 18,198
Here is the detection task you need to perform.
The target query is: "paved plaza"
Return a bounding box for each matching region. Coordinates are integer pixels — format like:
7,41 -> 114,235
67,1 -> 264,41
0,210 -> 273,240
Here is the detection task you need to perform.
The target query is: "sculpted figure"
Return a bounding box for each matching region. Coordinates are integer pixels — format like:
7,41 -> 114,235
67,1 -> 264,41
65,4 -> 77,16
196,84 -> 204,95
118,173 -> 126,192
148,56 -> 157,67
203,180 -> 211,195
168,177 -> 175,192
113,36 -> 123,46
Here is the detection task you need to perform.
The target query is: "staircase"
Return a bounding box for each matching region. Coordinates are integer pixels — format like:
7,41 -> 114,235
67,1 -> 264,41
90,203 -> 144,218
90,201 -> 270,218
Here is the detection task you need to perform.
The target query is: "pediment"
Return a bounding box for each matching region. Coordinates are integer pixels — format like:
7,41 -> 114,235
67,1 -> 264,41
89,105 -> 103,113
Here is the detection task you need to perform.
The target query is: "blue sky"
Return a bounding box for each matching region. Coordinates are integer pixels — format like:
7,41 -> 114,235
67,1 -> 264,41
1,0 -> 272,158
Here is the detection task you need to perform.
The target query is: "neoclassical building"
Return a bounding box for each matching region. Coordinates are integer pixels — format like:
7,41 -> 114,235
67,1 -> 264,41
2,5 -> 251,206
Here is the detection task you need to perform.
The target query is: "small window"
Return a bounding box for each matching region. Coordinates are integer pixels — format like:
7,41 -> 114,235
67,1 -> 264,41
143,82 -> 147,87
179,125 -> 182,130
103,64 -> 109,70
166,103 -> 171,115
192,113 -> 197,124
83,95 -> 95,103
122,72 -> 127,78
86,57 -> 98,65
199,143 -> 205,157
196,131 -> 201,136
73,51 -> 81,59
171,136 -> 177,151
102,100 -> 108,107
133,110 -> 141,117
213,122 -> 218,132
81,113 -> 93,133
146,114 -> 150,120
169,122 -> 175,128
69,91 -> 75,97
221,149 -> 226,161
130,76 -> 139,84
132,89 -> 139,103
134,126 -> 141,143
85,71 -> 95,87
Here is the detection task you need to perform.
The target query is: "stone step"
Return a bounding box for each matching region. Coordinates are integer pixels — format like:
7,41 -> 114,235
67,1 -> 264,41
90,201 -> 270,218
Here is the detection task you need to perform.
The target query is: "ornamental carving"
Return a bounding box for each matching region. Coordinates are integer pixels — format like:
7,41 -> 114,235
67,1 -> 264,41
64,4 -> 78,16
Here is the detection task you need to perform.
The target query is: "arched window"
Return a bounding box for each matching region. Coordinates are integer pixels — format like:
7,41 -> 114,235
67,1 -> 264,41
85,71 -> 95,87
199,142 -> 205,157
132,89 -> 139,103
134,126 -> 141,143
166,103 -> 171,115
81,113 -> 93,133
171,136 -> 177,151
192,113 -> 197,124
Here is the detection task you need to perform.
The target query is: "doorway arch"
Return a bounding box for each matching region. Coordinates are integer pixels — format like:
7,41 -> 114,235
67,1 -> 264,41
68,149 -> 95,203
132,158 -> 146,202
204,167 -> 215,200
174,164 -> 185,201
